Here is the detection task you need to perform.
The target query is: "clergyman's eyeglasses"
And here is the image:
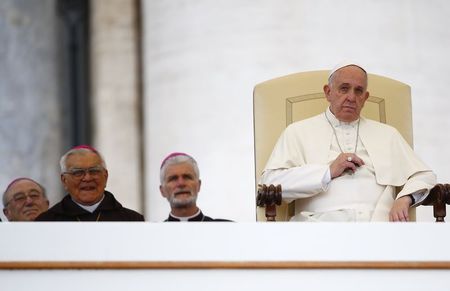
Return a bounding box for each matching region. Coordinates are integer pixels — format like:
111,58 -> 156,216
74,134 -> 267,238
63,166 -> 104,179
5,191 -> 44,206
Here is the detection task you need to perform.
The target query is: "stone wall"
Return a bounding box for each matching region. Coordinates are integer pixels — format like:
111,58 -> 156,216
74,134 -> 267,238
90,0 -> 143,214
0,0 -> 63,220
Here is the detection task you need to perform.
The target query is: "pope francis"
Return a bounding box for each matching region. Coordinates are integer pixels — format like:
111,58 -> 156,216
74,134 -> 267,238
260,62 -> 437,222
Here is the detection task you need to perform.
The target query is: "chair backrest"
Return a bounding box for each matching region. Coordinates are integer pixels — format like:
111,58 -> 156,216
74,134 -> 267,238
253,70 -> 413,221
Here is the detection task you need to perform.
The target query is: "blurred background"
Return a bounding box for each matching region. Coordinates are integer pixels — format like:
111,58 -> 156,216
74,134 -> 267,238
1,0 -> 449,221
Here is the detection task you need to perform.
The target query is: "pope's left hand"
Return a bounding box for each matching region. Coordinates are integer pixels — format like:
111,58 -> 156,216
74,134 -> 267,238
389,195 -> 413,222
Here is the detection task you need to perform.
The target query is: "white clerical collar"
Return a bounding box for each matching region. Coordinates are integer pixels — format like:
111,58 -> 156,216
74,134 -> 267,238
72,194 -> 105,213
170,209 -> 201,222
325,107 -> 360,127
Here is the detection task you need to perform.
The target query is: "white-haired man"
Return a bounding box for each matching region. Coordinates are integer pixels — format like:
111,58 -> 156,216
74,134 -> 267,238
36,145 -> 144,221
160,152 -> 231,222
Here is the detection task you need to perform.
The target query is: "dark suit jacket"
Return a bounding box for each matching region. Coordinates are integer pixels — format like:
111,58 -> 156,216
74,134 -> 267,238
35,191 -> 144,221
165,210 -> 232,222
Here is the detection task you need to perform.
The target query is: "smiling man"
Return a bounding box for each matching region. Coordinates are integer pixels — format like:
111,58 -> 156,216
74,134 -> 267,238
35,145 -> 144,221
160,152 -> 231,222
2,178 -> 49,221
260,62 -> 436,222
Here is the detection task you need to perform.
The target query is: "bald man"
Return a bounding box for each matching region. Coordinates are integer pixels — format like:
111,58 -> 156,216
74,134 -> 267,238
3,178 -> 49,221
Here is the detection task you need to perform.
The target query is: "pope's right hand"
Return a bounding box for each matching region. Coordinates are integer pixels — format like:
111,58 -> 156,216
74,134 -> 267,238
330,153 -> 365,179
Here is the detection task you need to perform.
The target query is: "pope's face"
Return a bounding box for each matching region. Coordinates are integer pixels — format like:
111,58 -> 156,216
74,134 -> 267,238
61,152 -> 108,206
160,162 -> 201,209
3,179 -> 49,221
324,65 -> 369,122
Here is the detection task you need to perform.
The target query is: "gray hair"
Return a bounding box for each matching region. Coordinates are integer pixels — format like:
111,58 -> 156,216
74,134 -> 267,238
59,147 -> 107,173
328,64 -> 368,88
160,154 -> 200,184
2,178 -> 47,206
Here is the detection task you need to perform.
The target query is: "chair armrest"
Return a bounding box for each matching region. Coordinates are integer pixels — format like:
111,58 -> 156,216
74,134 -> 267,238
421,184 -> 450,222
256,184 -> 282,221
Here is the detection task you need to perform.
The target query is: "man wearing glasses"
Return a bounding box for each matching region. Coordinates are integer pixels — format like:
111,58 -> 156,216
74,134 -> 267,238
2,178 -> 49,221
35,145 -> 144,221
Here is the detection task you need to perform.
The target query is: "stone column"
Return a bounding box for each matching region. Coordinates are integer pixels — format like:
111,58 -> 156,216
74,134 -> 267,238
0,0 -> 63,220
90,0 -> 143,213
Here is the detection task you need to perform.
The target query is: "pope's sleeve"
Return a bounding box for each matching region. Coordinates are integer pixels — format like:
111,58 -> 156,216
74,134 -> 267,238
260,166 -> 331,203
260,124 -> 331,203
396,170 -> 437,205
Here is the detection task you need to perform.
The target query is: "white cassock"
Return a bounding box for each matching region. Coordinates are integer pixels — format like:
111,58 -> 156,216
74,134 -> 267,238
260,108 -> 437,222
